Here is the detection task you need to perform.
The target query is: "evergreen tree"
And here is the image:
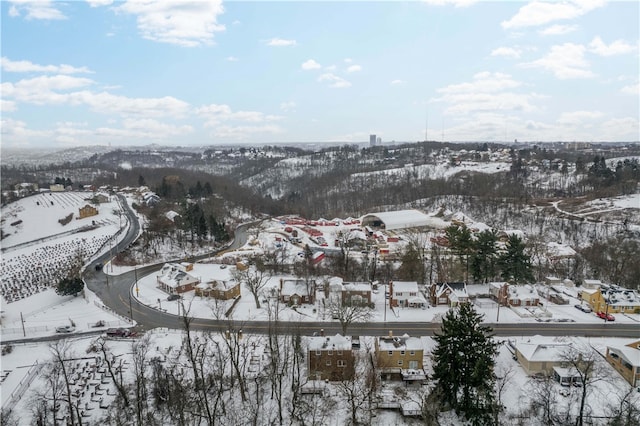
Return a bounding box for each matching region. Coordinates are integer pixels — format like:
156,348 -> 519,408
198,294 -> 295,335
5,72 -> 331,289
470,229 -> 498,283
396,244 -> 423,282
445,225 -> 474,282
56,277 -> 84,297
431,303 -> 499,425
498,234 -> 534,284
138,174 -> 146,187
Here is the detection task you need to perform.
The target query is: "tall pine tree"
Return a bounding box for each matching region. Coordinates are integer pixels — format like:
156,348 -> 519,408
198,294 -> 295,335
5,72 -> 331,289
431,303 -> 499,425
498,234 -> 534,284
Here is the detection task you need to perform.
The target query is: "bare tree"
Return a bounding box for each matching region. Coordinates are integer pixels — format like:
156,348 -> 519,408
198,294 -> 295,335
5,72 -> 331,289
232,265 -> 270,309
527,374 -> 560,426
335,349 -> 376,425
49,341 -> 83,426
97,338 -> 130,409
326,297 -> 373,335
606,385 -> 640,426
561,344 -> 607,426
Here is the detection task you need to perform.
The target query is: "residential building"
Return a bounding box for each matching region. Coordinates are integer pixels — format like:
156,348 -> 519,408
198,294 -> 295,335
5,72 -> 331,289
78,204 -> 98,219
280,278 -> 315,305
430,282 -> 469,306
581,285 -> 640,314
342,282 -> 372,306
195,279 -> 240,300
514,341 -> 574,376
370,134 -> 377,147
389,281 -> 426,308
157,263 -> 200,295
374,332 -> 425,383
307,333 -> 354,381
605,340 -> 640,387
489,282 -> 539,307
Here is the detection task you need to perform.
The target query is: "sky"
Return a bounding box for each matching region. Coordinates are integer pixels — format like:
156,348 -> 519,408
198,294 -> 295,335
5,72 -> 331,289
1,0 -> 639,149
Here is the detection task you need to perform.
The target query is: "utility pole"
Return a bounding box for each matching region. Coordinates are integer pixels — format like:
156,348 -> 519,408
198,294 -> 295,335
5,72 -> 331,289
20,312 -> 26,337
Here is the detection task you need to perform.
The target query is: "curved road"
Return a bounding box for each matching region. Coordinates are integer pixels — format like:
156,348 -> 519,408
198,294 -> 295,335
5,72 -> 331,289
83,198 -> 640,339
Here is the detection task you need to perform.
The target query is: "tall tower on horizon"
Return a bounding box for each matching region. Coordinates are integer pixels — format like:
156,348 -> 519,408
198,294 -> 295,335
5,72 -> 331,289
369,134 -> 376,147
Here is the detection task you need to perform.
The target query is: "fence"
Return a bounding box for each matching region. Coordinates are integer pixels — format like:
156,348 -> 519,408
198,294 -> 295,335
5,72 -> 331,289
2,361 -> 43,410
93,301 -> 134,324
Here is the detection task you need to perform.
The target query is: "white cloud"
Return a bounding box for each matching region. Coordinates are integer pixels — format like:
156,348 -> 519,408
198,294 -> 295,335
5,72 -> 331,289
620,83 -> 639,95
196,103 -> 283,128
589,36 -> 637,56
301,59 -> 321,70
115,0 -> 225,47
86,0 -> 114,7
212,124 -> 283,140
266,38 -> 297,47
346,65 -> 362,73
344,58 -> 353,63
324,65 -> 337,71
1,99 -> 17,112
2,75 -> 95,104
390,79 -> 405,85
433,72 -> 540,116
521,43 -> 595,79
501,0 -> 605,29
280,101 -> 296,112
538,24 -> 578,36
600,117 -> 640,140
422,0 -> 478,7
8,0 -> 67,20
490,47 -> 521,58
318,73 -> 351,88
1,57 -> 93,74
557,110 -> 604,126
226,56 -> 239,62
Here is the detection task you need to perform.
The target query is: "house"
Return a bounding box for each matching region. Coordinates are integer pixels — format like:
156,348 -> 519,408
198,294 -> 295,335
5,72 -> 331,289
605,340 -> 640,387
157,263 -> 200,294
489,282 -> 539,307
341,282 -> 372,306
78,204 -> 98,219
514,340 -> 574,376
430,282 -> 469,306
280,278 -> 315,305
307,333 -> 354,381
195,279 -> 240,300
581,285 -> 640,314
142,191 -> 160,206
389,281 -> 426,308
374,332 -> 425,383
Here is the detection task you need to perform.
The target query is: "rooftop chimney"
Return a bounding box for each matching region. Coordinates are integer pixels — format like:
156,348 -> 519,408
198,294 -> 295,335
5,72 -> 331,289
320,328 -> 325,337
388,330 -> 393,338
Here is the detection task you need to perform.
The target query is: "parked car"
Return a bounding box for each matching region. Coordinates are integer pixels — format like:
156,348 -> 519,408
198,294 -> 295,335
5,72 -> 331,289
55,325 -> 76,333
596,311 -> 615,321
574,304 -> 592,313
106,328 -> 131,338
167,294 -> 181,301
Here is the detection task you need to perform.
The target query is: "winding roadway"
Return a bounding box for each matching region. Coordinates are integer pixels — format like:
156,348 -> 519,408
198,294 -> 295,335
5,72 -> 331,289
82,196 -> 640,339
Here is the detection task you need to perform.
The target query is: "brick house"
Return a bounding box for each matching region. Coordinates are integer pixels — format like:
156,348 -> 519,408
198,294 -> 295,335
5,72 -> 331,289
195,279 -> 240,300
375,332 -> 425,383
430,282 -> 469,306
489,282 -> 539,307
280,278 -> 315,305
157,263 -> 200,295
307,333 -> 354,381
341,282 -> 372,306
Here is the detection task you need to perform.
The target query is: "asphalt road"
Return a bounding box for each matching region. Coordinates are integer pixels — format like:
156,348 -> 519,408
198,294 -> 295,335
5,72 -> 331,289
81,199 -> 640,339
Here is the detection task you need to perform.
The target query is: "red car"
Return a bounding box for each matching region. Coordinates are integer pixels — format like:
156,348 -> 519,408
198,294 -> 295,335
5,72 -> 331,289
596,312 -> 615,321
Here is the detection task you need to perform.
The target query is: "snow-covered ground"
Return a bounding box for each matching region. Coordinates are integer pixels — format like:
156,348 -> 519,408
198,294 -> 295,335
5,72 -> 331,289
2,191 -> 640,424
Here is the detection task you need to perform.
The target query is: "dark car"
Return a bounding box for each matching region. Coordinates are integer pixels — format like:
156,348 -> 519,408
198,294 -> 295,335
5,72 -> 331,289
95,263 -> 103,271
106,328 -> 130,338
167,294 -> 181,301
574,304 -> 592,313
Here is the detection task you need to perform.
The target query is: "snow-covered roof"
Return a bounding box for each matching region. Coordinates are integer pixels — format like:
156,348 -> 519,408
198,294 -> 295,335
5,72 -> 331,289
308,334 -> 352,351
508,284 -> 539,302
281,279 -> 312,297
196,279 -> 237,291
546,242 -> 577,258
165,210 -> 180,222
361,209 -> 435,231
158,263 -> 200,289
392,281 -> 419,293
377,334 -> 423,351
343,282 -> 371,292
516,341 -> 572,362
435,282 -> 468,299
607,340 -> 640,367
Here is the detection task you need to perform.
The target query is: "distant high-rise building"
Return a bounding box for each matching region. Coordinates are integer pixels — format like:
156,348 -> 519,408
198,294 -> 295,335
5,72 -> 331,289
376,137 -> 382,145
370,134 -> 376,147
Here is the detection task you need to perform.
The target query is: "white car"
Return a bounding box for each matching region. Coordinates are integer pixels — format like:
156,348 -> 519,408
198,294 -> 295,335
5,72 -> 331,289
55,325 -> 76,333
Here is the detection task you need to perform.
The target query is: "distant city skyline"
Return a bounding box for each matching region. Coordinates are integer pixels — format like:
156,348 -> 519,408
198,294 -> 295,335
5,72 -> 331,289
1,0 -> 638,149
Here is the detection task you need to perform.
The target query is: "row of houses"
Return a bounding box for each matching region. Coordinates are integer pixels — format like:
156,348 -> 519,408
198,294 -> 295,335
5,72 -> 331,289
307,331 -> 425,383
